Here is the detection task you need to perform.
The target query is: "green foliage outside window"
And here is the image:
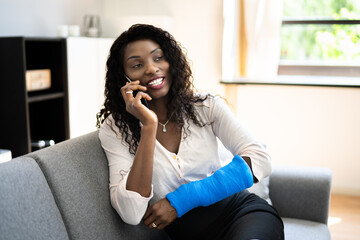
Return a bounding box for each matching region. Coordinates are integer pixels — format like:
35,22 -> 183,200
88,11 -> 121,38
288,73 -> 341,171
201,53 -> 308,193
280,0 -> 360,64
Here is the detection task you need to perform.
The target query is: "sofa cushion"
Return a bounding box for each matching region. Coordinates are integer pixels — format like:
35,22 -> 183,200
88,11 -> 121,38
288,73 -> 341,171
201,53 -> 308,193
283,218 -> 331,240
0,157 -> 69,240
28,131 -> 169,240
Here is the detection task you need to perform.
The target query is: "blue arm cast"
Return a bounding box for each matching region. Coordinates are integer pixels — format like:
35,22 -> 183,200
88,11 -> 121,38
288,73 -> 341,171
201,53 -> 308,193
166,155 -> 254,217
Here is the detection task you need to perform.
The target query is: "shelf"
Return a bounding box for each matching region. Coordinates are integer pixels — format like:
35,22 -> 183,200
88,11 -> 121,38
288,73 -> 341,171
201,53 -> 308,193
0,37 -> 69,157
27,92 -> 65,103
28,97 -> 67,145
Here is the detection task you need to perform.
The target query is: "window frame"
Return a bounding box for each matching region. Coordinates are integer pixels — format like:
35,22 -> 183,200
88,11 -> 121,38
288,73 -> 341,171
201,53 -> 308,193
278,18 -> 360,78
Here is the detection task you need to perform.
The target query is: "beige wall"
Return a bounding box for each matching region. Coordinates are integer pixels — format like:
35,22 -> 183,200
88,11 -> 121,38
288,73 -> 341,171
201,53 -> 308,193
226,84 -> 360,196
168,0 -> 224,94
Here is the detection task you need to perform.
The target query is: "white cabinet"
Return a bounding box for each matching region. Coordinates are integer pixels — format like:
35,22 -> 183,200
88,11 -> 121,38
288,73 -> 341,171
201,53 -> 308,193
67,37 -> 114,138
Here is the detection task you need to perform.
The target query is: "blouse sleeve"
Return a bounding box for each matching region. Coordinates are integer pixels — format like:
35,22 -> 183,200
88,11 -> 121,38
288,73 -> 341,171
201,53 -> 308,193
209,96 -> 272,181
98,116 -> 153,225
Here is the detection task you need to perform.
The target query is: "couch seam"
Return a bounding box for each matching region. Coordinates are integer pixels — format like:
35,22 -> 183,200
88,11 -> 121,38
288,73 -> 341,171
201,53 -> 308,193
30,154 -> 73,240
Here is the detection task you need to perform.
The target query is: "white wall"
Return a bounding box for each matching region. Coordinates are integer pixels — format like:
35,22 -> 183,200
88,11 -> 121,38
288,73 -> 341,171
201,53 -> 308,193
0,0 -> 102,37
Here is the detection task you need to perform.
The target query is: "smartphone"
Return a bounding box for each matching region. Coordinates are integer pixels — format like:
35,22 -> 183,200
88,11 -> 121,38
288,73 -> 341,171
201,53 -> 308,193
124,74 -> 149,108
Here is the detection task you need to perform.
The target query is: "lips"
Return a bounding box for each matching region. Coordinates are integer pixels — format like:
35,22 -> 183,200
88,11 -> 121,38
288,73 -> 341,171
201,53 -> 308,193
147,77 -> 165,89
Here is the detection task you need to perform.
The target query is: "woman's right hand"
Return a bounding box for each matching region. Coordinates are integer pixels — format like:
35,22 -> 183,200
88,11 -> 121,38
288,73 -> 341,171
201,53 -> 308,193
121,80 -> 158,127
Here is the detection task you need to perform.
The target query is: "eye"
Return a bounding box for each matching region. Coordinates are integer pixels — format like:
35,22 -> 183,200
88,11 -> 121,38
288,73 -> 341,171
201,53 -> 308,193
132,63 -> 142,69
154,56 -> 164,61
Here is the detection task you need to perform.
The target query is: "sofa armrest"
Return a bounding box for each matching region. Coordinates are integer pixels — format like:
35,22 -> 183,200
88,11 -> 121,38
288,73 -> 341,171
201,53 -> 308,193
269,165 -> 332,224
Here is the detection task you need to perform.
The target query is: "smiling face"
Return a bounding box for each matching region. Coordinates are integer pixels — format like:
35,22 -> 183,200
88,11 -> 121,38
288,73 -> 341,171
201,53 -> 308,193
123,39 -> 172,100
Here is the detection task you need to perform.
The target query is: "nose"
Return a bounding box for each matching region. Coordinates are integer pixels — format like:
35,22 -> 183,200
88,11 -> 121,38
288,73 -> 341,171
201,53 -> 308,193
145,61 -> 159,75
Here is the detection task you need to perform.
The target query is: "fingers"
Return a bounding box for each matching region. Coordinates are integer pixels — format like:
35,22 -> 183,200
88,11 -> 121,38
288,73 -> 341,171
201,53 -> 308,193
143,208 -> 151,222
121,80 -> 146,97
121,81 -> 151,107
143,208 -> 155,226
134,91 -> 152,103
151,221 -> 166,230
143,198 -> 177,230
143,205 -> 159,229
144,213 -> 171,230
144,215 -> 165,230
156,222 -> 167,230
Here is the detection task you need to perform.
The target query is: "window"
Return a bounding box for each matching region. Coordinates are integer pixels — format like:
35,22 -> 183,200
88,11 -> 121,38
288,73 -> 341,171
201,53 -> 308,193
279,0 -> 360,77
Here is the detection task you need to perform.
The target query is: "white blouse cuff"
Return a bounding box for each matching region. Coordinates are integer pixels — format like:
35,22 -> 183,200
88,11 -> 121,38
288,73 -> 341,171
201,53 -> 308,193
111,174 -> 153,225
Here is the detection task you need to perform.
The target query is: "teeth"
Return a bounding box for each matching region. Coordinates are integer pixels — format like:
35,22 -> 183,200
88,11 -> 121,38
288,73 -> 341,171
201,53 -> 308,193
148,78 -> 164,86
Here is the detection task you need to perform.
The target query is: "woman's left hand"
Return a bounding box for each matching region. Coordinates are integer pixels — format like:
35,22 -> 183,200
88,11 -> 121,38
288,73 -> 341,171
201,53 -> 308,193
143,198 -> 177,230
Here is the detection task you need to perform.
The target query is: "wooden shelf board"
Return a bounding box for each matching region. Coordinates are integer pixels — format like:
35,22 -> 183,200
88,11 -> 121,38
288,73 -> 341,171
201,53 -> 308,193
27,92 -> 65,103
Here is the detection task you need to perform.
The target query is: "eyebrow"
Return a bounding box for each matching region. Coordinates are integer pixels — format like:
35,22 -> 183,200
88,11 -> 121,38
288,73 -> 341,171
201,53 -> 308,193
150,48 -> 160,54
126,48 -> 161,61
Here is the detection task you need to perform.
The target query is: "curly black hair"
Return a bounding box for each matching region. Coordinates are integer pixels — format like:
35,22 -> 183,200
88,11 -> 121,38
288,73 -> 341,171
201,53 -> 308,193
96,24 -> 208,155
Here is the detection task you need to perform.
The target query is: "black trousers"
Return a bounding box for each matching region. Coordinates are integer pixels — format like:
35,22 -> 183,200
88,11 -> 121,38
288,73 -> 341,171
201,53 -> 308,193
165,190 -> 284,240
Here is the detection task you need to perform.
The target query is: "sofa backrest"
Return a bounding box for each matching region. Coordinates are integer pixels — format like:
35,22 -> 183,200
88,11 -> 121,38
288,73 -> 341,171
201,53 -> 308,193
27,131 -> 168,240
0,157 -> 69,240
269,165 -> 332,224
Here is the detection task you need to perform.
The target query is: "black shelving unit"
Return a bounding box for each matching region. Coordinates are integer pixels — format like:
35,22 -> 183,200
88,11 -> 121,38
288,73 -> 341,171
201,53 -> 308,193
0,37 -> 69,158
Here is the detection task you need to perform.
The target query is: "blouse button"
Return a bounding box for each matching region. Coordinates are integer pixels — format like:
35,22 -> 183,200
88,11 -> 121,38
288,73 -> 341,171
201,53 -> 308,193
173,155 -> 177,160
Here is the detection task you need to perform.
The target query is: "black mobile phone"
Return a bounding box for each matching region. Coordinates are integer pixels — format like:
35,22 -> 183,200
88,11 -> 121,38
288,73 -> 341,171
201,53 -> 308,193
124,74 -> 149,108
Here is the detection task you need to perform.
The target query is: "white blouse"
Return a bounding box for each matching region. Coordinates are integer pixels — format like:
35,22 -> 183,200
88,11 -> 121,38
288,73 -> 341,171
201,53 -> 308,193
99,94 -> 272,225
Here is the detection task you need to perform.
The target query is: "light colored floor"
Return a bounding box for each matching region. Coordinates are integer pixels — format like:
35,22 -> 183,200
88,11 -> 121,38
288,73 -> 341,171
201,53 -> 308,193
328,194 -> 360,240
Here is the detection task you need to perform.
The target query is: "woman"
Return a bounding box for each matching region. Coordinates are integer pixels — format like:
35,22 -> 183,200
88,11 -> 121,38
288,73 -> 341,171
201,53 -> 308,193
97,24 -> 284,239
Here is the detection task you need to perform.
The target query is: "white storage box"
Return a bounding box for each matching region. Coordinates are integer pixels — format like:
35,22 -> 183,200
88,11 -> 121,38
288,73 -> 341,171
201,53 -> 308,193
0,149 -> 12,163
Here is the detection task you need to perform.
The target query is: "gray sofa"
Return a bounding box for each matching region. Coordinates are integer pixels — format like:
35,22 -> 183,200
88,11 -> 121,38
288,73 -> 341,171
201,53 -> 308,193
0,131 -> 332,240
